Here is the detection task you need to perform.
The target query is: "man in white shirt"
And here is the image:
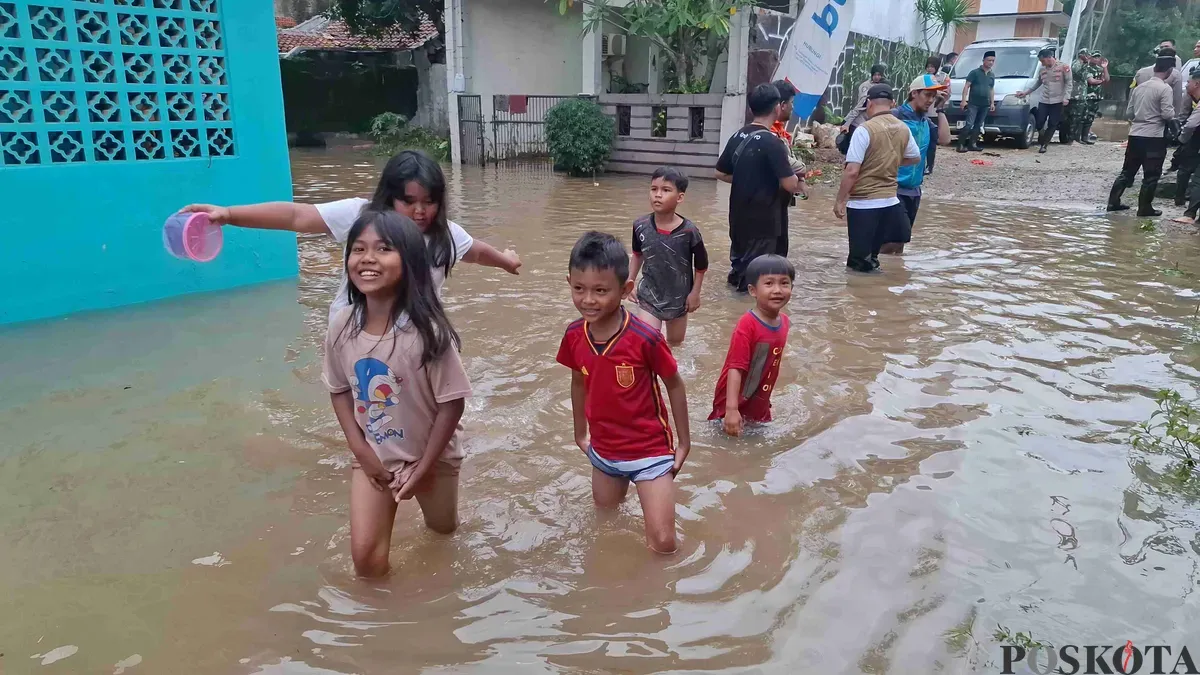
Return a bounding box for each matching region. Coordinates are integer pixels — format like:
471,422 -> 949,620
834,84 -> 922,273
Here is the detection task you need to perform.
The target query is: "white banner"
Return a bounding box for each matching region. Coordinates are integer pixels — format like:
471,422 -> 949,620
773,0 -> 857,120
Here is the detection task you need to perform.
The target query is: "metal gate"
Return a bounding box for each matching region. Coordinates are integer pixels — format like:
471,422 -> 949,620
491,95 -> 596,161
457,94 -> 484,166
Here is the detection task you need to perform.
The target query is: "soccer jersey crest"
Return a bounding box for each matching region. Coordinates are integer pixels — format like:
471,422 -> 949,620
616,364 -> 636,388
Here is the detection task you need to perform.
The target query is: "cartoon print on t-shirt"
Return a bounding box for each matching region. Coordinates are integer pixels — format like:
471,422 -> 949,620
350,358 -> 403,439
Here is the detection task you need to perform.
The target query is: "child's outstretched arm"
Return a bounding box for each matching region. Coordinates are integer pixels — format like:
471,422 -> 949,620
462,239 -> 522,275
394,398 -> 466,502
331,391 -> 393,491
723,371 -> 744,437
571,370 -> 589,453
180,202 -> 331,235
663,372 -> 691,474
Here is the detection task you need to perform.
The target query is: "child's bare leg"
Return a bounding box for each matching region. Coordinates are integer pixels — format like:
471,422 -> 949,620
350,467 -> 399,577
414,464 -> 460,535
635,474 -> 678,554
664,316 -> 688,345
631,305 -> 663,331
592,468 -> 630,510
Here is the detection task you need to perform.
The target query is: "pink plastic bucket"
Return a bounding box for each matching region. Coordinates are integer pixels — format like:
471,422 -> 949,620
163,212 -> 222,262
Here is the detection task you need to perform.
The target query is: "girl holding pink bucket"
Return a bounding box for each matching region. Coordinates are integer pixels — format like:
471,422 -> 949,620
176,150 -> 522,324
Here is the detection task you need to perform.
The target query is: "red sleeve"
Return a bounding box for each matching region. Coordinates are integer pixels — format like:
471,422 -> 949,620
725,315 -> 756,372
646,334 -> 678,380
555,328 -> 578,370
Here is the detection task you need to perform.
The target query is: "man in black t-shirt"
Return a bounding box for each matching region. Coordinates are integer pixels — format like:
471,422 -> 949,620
715,83 -> 800,292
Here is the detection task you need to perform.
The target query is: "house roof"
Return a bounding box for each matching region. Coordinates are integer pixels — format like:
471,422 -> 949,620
277,15 -> 438,54
276,15 -> 297,29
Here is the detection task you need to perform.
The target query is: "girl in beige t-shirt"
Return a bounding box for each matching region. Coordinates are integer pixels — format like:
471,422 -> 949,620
321,209 -> 471,578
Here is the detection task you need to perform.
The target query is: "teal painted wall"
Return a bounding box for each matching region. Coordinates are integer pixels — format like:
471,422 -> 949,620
0,0 -> 296,325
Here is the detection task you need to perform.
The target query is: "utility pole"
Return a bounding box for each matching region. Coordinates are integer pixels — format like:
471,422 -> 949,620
1079,0 -> 1113,51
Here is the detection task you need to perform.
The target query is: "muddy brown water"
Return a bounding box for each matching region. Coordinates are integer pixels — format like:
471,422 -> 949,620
3,149 -> 1200,674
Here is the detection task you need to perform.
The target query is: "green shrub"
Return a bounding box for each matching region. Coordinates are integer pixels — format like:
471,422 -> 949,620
1131,389 -> 1200,481
545,98 -> 614,176
368,112 -> 451,162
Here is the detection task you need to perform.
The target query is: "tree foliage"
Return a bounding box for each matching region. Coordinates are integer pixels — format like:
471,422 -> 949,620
327,0 -> 444,38
1100,1 -> 1200,77
915,0 -> 971,54
561,0 -> 755,93
368,112 -> 450,161
544,98 -> 614,176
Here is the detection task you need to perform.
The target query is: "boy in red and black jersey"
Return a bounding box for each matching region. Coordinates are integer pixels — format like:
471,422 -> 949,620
556,231 -> 692,554
709,255 -> 794,436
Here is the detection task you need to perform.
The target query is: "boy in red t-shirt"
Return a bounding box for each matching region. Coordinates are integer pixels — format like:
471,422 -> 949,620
709,255 -> 794,436
556,231 -> 692,554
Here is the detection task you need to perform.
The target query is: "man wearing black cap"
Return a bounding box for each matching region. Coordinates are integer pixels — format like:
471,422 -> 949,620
1136,47 -> 1185,119
834,84 -> 922,273
843,64 -> 888,129
1109,56 -> 1176,216
1018,48 -> 1072,153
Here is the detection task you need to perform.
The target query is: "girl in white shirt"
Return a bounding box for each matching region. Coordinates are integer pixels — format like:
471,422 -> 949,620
181,150 -> 521,322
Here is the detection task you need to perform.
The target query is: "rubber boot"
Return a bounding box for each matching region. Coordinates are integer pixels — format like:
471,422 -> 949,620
1107,178 -> 1130,212
1137,182 -> 1162,217
957,135 -> 969,153
1081,122 -> 1095,145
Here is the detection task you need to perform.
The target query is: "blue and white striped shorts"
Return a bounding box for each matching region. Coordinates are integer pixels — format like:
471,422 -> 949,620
587,446 -> 674,483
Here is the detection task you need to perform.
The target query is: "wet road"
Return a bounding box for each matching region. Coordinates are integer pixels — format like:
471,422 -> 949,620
1,149 -> 1199,674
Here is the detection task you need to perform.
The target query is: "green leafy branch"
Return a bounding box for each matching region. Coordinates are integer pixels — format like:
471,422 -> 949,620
1130,389 -> 1200,481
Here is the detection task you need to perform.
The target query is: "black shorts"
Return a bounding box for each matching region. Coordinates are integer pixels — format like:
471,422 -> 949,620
636,284 -> 690,321
898,194 -> 921,229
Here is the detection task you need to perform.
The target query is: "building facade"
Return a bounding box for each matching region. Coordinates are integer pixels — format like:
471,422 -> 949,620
955,0 -> 1069,52
0,0 -> 294,324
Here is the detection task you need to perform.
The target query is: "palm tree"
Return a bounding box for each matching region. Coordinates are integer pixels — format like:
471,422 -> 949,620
917,0 -> 972,54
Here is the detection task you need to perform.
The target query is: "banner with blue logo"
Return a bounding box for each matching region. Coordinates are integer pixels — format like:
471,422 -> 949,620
773,0 -> 857,120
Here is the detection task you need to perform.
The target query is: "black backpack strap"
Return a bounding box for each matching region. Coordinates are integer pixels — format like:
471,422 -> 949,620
731,129 -> 770,169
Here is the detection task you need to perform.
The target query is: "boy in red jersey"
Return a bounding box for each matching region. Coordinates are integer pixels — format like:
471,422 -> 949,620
556,231 -> 692,554
709,255 -> 794,436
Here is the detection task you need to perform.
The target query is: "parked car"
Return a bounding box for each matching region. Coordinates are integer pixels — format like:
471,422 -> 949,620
943,38 -> 1059,150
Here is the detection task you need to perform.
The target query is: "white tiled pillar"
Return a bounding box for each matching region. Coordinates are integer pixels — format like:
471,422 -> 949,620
719,9 -> 750,154
445,0 -> 465,164
582,28 -> 602,94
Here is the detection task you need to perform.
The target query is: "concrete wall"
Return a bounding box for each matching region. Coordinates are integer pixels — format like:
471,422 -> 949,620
413,50 -> 449,134
623,35 -> 655,92
977,0 -> 1020,12
0,0 -> 295,324
601,93 -> 723,176
975,17 -> 1019,41
462,0 -> 582,119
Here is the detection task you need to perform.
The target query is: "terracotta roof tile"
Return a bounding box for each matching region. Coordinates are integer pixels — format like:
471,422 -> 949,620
277,17 -> 437,53
276,15 -> 298,29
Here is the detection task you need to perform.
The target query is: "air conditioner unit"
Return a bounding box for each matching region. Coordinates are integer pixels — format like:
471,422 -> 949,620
602,33 -> 626,57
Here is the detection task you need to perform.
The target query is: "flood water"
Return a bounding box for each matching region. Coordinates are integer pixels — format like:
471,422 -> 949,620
3,149 -> 1200,674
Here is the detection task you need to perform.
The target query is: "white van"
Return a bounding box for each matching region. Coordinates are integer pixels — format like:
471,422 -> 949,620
943,37 -> 1060,149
